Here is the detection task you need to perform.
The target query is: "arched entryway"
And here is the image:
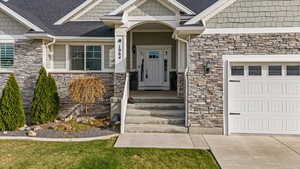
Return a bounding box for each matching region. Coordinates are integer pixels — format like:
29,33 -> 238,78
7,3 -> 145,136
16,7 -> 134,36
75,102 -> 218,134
127,22 -> 181,95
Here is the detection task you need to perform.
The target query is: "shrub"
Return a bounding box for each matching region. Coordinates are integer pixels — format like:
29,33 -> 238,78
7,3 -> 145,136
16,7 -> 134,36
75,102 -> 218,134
69,77 -> 105,114
48,74 -> 60,120
30,67 -> 59,124
0,74 -> 25,131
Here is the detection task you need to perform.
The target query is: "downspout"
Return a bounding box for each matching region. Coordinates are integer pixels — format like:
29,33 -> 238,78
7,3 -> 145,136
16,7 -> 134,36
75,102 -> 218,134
173,33 -> 191,131
45,36 -> 56,72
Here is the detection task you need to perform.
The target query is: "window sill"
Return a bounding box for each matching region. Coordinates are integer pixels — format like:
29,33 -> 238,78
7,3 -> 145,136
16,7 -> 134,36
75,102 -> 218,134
47,70 -> 114,74
0,70 -> 13,74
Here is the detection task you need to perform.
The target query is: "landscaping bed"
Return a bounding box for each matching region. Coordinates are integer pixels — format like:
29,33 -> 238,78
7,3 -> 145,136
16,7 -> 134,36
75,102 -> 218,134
0,138 -> 220,169
0,116 -> 118,138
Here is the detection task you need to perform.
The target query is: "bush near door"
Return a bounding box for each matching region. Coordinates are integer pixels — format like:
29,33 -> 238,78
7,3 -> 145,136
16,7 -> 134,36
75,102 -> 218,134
0,74 -> 25,131
69,77 -> 106,114
30,67 -> 60,124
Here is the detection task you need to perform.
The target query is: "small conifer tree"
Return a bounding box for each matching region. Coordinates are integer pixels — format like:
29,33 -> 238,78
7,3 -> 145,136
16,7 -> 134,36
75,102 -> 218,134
0,74 -> 25,131
30,67 -> 59,124
48,74 -> 60,120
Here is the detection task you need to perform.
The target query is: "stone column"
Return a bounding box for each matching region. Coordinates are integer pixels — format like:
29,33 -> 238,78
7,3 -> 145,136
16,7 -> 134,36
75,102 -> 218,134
110,26 -> 128,119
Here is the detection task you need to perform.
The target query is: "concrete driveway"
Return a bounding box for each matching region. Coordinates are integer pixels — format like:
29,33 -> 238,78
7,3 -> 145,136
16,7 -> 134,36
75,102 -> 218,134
205,135 -> 300,169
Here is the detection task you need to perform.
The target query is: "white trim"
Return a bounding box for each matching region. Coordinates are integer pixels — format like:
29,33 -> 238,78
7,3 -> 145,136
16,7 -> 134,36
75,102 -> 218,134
54,0 -> 94,25
0,35 -> 27,40
110,0 -> 137,15
203,27 -> 300,34
127,16 -> 178,21
223,55 -> 300,62
223,60 -> 229,136
70,0 -> 104,21
42,42 -> 47,68
48,70 -> 114,73
66,45 -> 70,71
0,3 -> 44,31
157,0 -> 180,15
167,0 -> 195,15
185,0 -> 236,25
130,31 -> 133,70
110,0 -> 194,16
55,36 -> 114,41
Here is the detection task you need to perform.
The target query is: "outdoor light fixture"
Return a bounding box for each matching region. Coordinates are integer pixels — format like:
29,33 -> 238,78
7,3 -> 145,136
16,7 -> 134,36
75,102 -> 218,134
132,45 -> 136,55
204,61 -> 212,74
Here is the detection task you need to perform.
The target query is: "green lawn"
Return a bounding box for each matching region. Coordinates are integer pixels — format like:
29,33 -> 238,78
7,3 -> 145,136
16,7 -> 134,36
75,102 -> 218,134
0,138 -> 220,169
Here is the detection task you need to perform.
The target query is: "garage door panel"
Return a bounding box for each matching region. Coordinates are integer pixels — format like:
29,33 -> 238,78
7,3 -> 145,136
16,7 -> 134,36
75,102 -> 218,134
228,63 -> 300,134
230,117 -> 300,134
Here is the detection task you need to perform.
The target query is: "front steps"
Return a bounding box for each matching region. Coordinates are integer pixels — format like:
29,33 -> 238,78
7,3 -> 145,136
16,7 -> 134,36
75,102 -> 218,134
125,96 -> 187,133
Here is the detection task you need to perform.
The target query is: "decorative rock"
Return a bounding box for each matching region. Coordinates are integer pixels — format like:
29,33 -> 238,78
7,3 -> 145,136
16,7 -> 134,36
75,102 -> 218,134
33,126 -> 43,131
64,115 -> 73,122
27,131 -> 37,137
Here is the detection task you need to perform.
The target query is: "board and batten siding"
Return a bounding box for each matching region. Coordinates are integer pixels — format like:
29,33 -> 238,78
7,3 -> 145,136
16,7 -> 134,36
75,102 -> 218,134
128,0 -> 175,16
206,0 -> 300,28
104,45 -> 115,69
53,45 -> 66,69
73,0 -> 127,21
0,9 -> 29,35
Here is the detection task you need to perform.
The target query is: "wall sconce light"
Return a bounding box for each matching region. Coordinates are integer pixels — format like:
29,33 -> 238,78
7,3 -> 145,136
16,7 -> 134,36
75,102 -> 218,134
132,45 -> 136,55
204,61 -> 212,74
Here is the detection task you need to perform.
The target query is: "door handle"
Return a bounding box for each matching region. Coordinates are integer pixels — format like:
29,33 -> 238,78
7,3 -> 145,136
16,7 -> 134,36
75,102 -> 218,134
229,80 -> 240,82
230,113 -> 241,115
146,69 -> 148,79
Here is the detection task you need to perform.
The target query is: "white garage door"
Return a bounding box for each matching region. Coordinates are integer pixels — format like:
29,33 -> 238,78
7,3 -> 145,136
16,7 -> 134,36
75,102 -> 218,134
228,63 -> 300,134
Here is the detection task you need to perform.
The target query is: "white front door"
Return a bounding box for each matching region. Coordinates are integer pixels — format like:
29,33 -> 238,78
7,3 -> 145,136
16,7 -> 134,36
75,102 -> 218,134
137,46 -> 171,90
228,63 -> 300,134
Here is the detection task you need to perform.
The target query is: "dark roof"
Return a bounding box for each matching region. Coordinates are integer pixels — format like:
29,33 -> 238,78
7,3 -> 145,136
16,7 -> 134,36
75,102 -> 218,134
48,21 -> 114,37
1,0 -> 217,37
177,0 -> 218,14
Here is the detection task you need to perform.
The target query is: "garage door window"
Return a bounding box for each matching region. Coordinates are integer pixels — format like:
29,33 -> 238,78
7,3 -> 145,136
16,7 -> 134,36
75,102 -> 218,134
287,65 -> 300,76
248,66 -> 261,76
231,66 -> 244,76
269,65 -> 282,76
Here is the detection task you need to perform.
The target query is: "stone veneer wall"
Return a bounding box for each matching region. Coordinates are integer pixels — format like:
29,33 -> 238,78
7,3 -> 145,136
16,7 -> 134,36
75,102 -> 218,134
177,72 -> 184,97
188,33 -> 300,134
50,73 -> 114,104
113,73 -> 126,98
0,40 -> 43,111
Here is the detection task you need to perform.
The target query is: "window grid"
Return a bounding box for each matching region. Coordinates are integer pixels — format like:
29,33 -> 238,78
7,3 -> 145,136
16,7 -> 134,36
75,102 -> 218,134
69,45 -> 102,71
0,43 -> 14,70
231,64 -> 300,77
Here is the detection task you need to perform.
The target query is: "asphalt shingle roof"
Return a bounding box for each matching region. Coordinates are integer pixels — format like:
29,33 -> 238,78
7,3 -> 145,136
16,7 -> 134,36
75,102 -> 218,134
1,0 -> 216,37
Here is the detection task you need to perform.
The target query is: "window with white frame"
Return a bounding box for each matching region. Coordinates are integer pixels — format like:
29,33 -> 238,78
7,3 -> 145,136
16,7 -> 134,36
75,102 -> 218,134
69,45 -> 102,71
0,43 -> 14,70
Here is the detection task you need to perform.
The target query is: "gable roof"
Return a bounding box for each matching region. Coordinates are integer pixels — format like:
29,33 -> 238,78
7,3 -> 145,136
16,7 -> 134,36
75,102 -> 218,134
1,0 -> 218,37
0,1 -> 44,31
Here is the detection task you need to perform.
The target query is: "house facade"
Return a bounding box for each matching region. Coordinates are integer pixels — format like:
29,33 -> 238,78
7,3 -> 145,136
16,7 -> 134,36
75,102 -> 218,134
1,0 -> 300,135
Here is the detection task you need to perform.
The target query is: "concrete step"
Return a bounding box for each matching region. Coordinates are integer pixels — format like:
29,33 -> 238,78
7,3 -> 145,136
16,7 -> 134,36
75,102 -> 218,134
126,116 -> 184,125
127,109 -> 185,117
129,97 -> 184,103
127,103 -> 184,110
125,124 -> 188,133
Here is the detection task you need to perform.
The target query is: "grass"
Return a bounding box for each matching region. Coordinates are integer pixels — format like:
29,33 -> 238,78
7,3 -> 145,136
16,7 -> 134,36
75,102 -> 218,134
0,138 -> 220,169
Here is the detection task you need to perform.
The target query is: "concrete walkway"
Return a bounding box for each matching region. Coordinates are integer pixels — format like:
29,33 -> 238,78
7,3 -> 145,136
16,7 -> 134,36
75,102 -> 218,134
115,134 -> 300,169
205,135 -> 300,169
115,133 -> 209,149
